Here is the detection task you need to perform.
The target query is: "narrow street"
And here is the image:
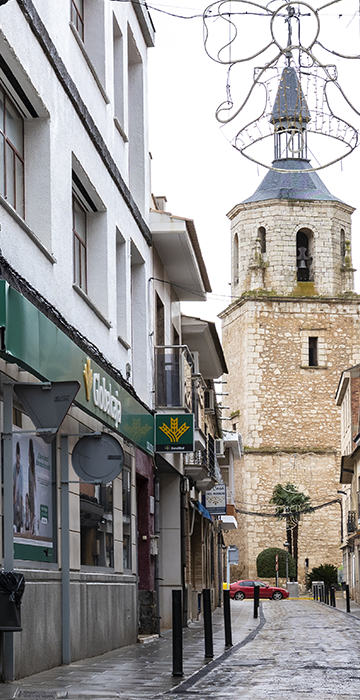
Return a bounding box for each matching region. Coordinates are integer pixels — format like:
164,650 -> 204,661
171,600 -> 360,700
3,599 -> 360,700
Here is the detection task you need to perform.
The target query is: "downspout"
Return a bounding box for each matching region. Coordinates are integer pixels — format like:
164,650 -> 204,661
154,471 -> 161,636
181,477 -> 188,627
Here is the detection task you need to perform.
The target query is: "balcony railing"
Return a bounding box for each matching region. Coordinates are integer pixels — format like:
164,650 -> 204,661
184,434 -> 217,490
155,345 -> 193,410
347,510 -> 357,534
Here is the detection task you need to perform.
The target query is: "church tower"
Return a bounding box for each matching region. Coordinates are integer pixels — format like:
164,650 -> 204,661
220,65 -> 360,585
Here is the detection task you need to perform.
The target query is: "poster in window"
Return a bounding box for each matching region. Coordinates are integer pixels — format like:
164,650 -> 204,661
13,432 -> 53,562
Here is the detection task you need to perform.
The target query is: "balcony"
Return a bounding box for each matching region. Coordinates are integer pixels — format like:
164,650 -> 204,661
155,345 -> 193,410
184,434 -> 217,491
347,510 -> 357,534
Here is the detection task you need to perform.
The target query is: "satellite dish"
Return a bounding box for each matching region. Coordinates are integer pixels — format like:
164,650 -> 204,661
14,381 -> 81,443
71,433 -> 124,483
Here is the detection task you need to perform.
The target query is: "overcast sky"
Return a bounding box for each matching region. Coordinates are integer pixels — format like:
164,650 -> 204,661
148,0 -> 360,331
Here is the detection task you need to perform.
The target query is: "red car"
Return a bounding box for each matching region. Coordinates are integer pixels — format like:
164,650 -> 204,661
230,579 -> 289,601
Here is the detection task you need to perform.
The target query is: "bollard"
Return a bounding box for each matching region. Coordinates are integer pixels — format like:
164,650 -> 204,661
330,586 -> 336,608
254,584 -> 260,619
346,584 -> 351,613
203,589 -> 213,658
223,590 -> 232,648
325,585 -> 329,605
172,590 -> 183,676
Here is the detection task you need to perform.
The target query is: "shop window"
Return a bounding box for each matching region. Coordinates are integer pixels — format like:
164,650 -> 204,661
0,87 -> 24,218
13,433 -> 55,563
71,0 -> 84,40
122,467 -> 131,570
80,483 -> 114,567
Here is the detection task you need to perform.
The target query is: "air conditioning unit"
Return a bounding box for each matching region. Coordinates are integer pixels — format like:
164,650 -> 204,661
215,438 -> 225,458
204,389 -> 215,413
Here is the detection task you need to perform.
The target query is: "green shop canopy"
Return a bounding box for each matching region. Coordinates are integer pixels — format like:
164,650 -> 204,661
0,281 -> 154,455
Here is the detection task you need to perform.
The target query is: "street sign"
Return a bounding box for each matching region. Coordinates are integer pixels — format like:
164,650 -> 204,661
275,554 -> 279,572
72,433 -> 124,483
14,381 -> 80,443
206,484 -> 227,515
228,545 -> 239,565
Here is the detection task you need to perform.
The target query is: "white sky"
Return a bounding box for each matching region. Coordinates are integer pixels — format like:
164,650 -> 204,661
148,0 -> 360,332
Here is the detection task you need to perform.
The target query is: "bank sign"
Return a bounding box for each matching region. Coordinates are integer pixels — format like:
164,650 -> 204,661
0,282 -> 154,455
155,414 -> 194,452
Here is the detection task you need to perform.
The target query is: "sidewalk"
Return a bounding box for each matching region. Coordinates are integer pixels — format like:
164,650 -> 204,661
319,591 -> 360,620
0,601 -> 261,700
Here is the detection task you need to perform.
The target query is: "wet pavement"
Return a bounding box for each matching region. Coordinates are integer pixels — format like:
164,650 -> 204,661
3,596 -> 360,700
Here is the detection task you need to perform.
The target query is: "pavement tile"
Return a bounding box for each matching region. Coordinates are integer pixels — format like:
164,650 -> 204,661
4,598 -> 360,699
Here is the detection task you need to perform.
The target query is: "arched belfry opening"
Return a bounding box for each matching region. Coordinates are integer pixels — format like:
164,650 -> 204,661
296,228 -> 313,282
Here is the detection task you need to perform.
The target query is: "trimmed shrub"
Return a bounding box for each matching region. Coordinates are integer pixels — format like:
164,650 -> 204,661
305,563 -> 338,590
257,547 -> 296,579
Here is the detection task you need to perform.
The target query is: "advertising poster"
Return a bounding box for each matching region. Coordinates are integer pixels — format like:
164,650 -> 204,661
13,432 -> 53,562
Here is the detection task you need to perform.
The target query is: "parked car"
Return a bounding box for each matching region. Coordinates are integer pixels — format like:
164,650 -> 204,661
230,579 -> 289,601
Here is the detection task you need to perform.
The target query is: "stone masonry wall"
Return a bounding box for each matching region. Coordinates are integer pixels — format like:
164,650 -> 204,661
228,199 -> 354,298
221,297 -> 360,585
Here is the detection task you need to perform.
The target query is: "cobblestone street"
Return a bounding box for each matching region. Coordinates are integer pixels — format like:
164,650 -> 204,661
2,600 -> 360,700
171,600 -> 360,700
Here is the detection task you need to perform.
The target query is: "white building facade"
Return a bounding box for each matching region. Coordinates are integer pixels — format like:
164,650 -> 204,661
0,0 -> 155,680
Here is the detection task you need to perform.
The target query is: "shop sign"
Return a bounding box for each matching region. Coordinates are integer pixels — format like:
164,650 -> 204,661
205,484 -> 227,515
0,282 -> 154,455
155,413 -> 194,452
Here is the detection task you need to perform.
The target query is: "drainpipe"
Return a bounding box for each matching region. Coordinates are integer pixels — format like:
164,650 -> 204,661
154,473 -> 161,637
218,524 -> 223,608
180,477 -> 188,627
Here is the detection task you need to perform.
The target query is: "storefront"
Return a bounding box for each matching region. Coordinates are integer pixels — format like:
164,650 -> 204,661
0,281 -> 154,680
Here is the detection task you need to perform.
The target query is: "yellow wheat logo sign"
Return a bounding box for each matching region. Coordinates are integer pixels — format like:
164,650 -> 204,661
83,358 -> 93,401
159,417 -> 190,443
123,418 -> 152,442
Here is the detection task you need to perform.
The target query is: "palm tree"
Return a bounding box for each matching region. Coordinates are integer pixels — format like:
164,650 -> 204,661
269,483 -> 313,581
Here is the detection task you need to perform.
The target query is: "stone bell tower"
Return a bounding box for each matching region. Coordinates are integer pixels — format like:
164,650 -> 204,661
220,65 -> 360,586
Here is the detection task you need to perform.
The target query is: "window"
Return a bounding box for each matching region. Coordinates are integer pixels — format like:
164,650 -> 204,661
122,467 -> 131,569
340,229 -> 346,259
73,194 -> 87,292
258,226 -> 266,254
113,15 -> 124,128
72,157 -> 108,317
233,233 -> 239,284
80,483 -> 114,567
116,228 -> 129,346
308,337 -> 318,367
71,0 -> 84,40
128,28 -> 144,211
0,87 -> 24,218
